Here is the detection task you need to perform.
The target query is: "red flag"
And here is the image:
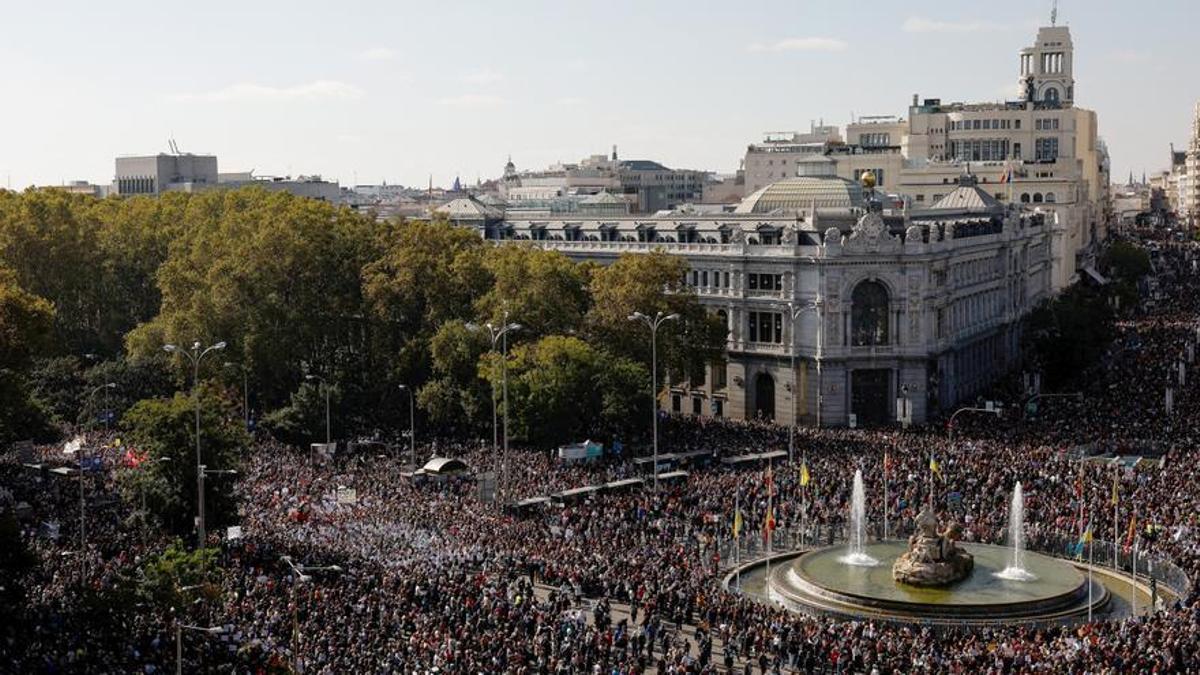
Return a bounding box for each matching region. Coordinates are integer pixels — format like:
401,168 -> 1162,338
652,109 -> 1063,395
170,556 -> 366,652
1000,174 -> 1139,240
763,505 -> 776,544
883,452 -> 892,476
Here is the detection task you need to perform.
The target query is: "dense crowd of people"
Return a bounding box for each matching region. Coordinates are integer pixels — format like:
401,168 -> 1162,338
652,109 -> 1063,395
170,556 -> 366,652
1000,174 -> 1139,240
4,234 -> 1200,673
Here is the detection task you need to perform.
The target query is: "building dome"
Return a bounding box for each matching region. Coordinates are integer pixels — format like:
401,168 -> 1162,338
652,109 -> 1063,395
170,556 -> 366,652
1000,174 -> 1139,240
734,176 -> 864,214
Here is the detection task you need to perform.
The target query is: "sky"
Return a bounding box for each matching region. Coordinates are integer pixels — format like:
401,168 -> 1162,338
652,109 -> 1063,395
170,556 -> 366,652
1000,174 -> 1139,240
0,0 -> 1196,190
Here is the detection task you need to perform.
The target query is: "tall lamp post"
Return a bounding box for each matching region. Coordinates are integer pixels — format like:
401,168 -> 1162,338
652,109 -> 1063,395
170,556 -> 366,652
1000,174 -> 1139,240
784,300 -> 821,465
304,374 -> 331,446
176,623 -> 224,675
163,340 -> 226,548
78,382 -> 117,587
468,313 -> 521,506
941,405 -> 1003,507
628,310 -> 679,491
397,384 -> 415,466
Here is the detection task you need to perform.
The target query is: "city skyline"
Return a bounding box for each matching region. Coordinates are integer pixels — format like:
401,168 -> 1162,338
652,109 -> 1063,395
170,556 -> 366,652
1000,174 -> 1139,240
0,0 -> 1195,190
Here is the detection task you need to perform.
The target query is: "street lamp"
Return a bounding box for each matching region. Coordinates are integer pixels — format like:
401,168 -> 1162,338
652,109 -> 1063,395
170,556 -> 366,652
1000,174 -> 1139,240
398,384 -> 415,466
78,382 -> 116,587
628,310 -> 679,491
784,300 -> 821,465
304,374 -> 331,446
281,556 -> 343,672
223,362 -> 249,430
940,405 -> 1003,507
163,340 -> 225,548
176,623 -> 224,675
467,313 -> 521,506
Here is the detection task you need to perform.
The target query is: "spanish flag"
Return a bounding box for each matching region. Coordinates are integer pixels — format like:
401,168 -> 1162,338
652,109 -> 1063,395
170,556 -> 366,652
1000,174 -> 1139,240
733,508 -> 743,539
763,506 -> 776,544
929,455 -> 943,481
799,461 -> 811,488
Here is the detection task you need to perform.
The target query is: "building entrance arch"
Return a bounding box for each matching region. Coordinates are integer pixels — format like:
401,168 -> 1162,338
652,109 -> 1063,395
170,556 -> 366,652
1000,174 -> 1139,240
754,372 -> 776,421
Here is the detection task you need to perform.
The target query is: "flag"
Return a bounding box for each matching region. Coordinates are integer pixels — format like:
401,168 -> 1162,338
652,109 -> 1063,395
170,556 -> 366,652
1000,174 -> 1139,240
799,461 -> 811,488
732,509 -> 743,539
764,464 -> 774,497
1111,475 -> 1119,507
763,505 -> 776,544
1124,514 -> 1137,552
883,451 -> 892,476
929,456 -> 942,481
1075,520 -> 1093,558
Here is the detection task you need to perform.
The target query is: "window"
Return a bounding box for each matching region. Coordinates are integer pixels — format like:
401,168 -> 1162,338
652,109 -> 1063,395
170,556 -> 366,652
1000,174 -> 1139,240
1043,87 -> 1060,104
747,274 -> 758,290
672,394 -> 681,413
1035,137 -> 1059,161
851,281 -> 890,346
1033,193 -> 1043,203
747,311 -> 783,344
713,399 -> 724,418
713,359 -> 727,389
692,397 -> 702,416
1044,192 -> 1056,203
1014,119 -> 1021,130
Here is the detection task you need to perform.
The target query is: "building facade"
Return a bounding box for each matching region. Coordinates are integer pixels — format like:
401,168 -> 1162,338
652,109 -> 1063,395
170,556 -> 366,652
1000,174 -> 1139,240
114,153 -> 218,195
735,22 -> 1107,291
1186,103 -> 1200,225
468,172 -> 1050,428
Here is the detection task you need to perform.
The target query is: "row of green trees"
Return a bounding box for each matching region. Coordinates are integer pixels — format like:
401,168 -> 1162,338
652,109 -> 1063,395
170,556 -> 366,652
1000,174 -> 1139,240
0,186 -> 723,450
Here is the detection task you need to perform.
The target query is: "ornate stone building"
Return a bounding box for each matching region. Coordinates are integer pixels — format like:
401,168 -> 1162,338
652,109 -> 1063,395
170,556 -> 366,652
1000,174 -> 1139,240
474,171 -> 1051,427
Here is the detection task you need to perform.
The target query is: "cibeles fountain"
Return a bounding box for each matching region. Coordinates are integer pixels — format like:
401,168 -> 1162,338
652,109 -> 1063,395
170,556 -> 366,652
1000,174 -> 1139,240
760,478 -> 1112,626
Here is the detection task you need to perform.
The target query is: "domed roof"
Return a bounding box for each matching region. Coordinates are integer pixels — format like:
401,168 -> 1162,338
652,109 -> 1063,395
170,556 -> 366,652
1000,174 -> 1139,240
734,176 -> 864,215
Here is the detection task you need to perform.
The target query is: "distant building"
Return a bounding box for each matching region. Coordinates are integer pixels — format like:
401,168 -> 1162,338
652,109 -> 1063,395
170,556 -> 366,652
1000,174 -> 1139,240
217,172 -> 342,202
114,153 -> 218,195
38,180 -> 110,198
499,149 -> 706,214
1186,102 -> 1200,225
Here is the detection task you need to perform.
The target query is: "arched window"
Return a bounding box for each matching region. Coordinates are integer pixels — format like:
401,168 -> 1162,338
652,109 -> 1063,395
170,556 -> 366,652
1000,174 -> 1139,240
851,281 -> 890,346
1044,192 -> 1056,203
1032,193 -> 1043,203
1043,87 -> 1059,104
1020,193 -> 1031,203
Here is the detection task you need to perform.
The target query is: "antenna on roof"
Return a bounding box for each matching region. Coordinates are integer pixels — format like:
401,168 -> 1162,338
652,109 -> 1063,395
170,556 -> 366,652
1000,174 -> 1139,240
1050,0 -> 1058,26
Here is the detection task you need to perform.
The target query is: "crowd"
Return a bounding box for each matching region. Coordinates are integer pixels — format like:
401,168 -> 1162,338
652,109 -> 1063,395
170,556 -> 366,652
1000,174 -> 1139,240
3,236 -> 1200,673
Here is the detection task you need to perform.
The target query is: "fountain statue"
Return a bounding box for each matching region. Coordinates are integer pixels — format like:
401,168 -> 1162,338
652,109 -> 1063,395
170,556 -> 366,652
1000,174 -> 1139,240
839,469 -> 879,566
892,506 -> 974,586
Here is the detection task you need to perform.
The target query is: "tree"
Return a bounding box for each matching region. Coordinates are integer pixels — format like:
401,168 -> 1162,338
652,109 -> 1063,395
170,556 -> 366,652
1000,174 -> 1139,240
0,268 -> 56,443
474,245 -> 589,339
125,188 -> 382,416
135,541 -> 222,615
120,384 -> 248,536
481,335 -> 650,447
585,251 -> 725,387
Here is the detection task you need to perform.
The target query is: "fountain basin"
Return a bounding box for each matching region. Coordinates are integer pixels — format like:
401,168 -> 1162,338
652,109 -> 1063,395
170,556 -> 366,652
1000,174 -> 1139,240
768,541 -> 1108,626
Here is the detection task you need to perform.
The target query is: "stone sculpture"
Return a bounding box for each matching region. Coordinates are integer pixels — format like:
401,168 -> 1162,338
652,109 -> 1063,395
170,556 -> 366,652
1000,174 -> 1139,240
892,507 -> 974,586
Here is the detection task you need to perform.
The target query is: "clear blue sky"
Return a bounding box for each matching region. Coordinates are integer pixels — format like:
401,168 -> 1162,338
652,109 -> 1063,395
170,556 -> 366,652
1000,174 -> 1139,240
0,0 -> 1195,190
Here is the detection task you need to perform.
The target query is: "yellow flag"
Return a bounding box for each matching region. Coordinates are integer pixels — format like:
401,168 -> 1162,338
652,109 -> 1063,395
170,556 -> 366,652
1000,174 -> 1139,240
800,461 -> 811,487
732,509 -> 743,538
1111,475 -> 1119,507
929,456 -> 942,480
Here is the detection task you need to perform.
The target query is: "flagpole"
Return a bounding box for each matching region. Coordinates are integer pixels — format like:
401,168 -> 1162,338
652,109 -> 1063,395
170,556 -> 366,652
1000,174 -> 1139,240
1113,467 -> 1119,571
766,457 -> 773,584
883,451 -> 890,540
1128,499 -> 1137,614
801,453 -> 807,549
1088,515 -> 1094,622
735,491 -> 741,590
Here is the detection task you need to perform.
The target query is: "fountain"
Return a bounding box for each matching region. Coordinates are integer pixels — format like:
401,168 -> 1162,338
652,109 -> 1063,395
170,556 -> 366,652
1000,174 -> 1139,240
839,469 -> 879,567
995,482 -> 1037,581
